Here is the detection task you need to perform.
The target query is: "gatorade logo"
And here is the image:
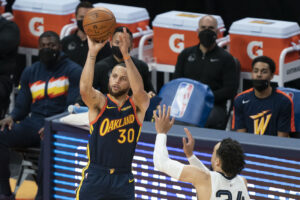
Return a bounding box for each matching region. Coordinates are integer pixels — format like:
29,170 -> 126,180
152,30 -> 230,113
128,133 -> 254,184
29,17 -> 44,37
247,41 -> 263,59
169,33 -> 184,53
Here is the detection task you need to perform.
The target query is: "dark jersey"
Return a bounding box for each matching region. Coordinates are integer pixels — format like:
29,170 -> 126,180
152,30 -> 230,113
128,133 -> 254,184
232,88 -> 295,136
88,94 -> 142,169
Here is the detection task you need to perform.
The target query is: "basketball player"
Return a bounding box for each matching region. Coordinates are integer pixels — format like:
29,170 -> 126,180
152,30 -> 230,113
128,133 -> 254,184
153,105 -> 250,200
76,27 -> 150,199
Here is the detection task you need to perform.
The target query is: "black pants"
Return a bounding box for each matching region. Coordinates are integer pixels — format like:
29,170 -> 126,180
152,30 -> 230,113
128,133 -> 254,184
76,164 -> 135,200
205,105 -> 228,130
0,116 -> 43,195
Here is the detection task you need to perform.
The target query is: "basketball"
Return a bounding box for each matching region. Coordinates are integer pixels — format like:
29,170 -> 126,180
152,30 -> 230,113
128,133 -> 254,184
83,7 -> 116,42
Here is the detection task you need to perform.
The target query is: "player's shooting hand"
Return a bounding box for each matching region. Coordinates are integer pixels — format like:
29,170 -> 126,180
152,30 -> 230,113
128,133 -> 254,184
182,128 -> 195,158
118,27 -> 131,57
87,36 -> 108,56
0,116 -> 14,131
154,105 -> 175,134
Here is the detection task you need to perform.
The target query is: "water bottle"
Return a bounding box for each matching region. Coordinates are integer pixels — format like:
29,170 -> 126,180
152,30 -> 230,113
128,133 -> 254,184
68,105 -> 89,114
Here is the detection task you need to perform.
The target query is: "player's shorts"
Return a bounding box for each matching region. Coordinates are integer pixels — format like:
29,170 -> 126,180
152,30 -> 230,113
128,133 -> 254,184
76,163 -> 134,200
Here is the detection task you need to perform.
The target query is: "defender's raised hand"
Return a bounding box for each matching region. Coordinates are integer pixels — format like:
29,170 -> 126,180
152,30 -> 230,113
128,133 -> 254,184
182,128 -> 195,158
154,105 -> 175,134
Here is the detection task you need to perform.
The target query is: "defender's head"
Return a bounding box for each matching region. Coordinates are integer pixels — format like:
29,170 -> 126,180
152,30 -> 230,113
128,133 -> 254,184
211,138 -> 245,177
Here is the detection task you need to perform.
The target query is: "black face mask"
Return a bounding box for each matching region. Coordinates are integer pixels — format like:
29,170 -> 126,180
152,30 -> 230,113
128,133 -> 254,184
39,48 -> 60,69
198,29 -> 217,48
111,46 -> 123,59
77,20 -> 84,32
252,79 -> 269,91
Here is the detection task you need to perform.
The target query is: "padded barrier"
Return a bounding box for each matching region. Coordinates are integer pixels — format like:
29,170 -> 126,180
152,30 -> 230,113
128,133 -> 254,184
158,78 -> 214,127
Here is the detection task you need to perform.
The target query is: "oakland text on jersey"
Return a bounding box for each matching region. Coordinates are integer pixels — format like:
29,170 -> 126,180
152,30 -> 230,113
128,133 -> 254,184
99,114 -> 135,136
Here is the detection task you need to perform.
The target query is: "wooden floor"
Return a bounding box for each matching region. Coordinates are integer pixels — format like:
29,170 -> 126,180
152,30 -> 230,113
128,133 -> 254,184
10,178 -> 37,200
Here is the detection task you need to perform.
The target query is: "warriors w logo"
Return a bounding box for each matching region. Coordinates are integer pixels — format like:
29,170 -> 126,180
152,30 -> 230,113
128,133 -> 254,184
250,110 -> 272,135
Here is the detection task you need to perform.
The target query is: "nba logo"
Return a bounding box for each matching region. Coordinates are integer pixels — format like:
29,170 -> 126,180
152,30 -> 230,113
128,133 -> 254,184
171,82 -> 194,118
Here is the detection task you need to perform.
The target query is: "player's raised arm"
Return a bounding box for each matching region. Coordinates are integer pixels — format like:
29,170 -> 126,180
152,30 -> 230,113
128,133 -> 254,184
153,105 -> 209,186
80,37 -> 107,120
183,128 -> 210,171
118,27 -> 150,113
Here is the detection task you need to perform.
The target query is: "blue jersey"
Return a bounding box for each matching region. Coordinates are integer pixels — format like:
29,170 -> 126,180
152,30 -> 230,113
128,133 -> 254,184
232,88 -> 295,136
87,94 -> 142,169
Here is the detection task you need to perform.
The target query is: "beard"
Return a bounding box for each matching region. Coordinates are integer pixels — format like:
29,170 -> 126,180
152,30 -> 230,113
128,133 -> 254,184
108,85 -> 129,98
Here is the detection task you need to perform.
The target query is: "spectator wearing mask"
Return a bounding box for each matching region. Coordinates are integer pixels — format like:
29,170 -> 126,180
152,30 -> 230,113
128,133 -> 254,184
61,1 -> 111,67
0,31 -> 82,200
232,56 -> 295,137
174,15 -> 238,130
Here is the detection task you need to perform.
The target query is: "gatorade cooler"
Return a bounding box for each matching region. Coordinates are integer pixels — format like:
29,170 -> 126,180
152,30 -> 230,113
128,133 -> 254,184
0,0 -> 6,14
94,3 -> 150,48
152,11 -> 225,65
229,17 -> 300,75
12,0 -> 79,48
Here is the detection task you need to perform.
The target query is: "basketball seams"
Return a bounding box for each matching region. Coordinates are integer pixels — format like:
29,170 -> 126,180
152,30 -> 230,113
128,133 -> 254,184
83,7 -> 116,42
88,9 -> 114,17
83,18 -> 115,27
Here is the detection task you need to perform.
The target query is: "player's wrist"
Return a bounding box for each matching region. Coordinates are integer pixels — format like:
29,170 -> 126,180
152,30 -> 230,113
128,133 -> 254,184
187,154 -> 195,159
123,54 -> 131,61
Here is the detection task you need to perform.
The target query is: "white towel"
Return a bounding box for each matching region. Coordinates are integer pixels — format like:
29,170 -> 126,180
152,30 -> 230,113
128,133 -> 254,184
60,112 -> 89,127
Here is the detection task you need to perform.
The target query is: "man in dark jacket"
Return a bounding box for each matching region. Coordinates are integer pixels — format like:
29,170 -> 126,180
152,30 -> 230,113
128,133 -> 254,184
0,15 -> 20,119
174,15 -> 238,130
0,31 -> 82,200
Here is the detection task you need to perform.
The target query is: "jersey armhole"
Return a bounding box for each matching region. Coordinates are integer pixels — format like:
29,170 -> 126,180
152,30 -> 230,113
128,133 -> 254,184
89,98 -> 108,125
129,97 -> 142,127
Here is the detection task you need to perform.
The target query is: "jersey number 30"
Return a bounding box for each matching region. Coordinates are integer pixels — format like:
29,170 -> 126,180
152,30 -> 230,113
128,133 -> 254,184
118,128 -> 135,144
216,190 -> 245,200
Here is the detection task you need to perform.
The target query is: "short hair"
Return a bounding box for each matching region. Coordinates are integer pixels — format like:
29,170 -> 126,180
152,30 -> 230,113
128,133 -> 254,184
39,31 -> 60,44
252,56 -> 276,74
114,63 -> 126,68
113,26 -> 133,41
75,1 -> 93,16
216,138 -> 245,177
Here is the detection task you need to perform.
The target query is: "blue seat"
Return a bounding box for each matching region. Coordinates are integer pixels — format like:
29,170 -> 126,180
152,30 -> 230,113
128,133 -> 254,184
158,78 -> 214,127
278,87 -> 300,132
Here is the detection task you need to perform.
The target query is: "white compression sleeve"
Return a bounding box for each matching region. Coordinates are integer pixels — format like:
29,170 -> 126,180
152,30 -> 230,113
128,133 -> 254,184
187,154 -> 209,171
153,134 -> 184,180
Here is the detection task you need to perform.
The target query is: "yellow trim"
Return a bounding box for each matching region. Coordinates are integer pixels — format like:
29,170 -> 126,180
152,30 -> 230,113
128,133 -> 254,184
136,126 -> 142,143
129,178 -> 134,183
76,143 -> 91,200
